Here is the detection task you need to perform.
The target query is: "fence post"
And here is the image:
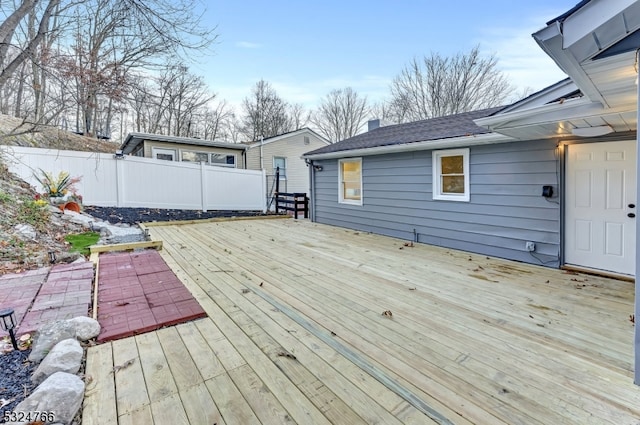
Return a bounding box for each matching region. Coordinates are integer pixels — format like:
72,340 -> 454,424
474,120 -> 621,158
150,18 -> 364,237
200,161 -> 207,212
115,156 -> 123,207
274,166 -> 280,214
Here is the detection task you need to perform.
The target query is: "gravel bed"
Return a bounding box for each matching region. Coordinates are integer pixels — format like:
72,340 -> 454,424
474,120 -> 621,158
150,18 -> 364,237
0,349 -> 35,418
84,206 -> 266,225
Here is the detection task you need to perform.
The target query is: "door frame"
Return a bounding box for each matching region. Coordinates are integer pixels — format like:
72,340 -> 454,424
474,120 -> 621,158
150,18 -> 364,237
562,139 -> 637,277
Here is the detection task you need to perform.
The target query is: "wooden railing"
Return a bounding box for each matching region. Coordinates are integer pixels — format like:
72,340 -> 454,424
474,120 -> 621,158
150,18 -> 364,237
275,192 -> 309,219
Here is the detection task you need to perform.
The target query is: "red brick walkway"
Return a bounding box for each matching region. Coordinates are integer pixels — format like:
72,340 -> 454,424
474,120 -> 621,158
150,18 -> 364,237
96,250 -> 207,342
0,262 -> 94,337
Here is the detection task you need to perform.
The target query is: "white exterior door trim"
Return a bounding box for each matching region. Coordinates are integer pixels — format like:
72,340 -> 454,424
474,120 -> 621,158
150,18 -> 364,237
565,140 -> 637,276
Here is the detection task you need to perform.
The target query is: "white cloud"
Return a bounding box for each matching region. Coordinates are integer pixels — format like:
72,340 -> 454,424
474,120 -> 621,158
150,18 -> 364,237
236,41 -> 262,49
478,11 -> 569,95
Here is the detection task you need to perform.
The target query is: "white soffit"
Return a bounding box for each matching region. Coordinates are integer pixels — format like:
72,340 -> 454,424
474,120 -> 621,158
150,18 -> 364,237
562,0 -> 636,50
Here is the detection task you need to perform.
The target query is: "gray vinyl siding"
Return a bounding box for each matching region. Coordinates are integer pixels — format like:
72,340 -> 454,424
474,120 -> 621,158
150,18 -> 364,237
312,139 -> 560,267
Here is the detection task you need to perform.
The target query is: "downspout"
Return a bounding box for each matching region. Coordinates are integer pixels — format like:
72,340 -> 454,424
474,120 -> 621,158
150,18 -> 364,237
259,135 -> 264,170
306,158 -> 315,222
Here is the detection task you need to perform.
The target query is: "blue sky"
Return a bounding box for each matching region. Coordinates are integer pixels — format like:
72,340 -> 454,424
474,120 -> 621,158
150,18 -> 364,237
197,1 -> 579,111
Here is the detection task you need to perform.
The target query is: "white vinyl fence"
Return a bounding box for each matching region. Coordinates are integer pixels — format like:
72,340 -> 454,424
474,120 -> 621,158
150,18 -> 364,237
1,146 -> 266,212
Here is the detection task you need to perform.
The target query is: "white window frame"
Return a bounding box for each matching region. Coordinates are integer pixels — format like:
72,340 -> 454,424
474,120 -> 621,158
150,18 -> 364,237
338,157 -> 363,206
180,150 -> 209,163
432,148 -> 470,202
210,153 -> 236,168
273,156 -> 287,178
152,147 -> 176,161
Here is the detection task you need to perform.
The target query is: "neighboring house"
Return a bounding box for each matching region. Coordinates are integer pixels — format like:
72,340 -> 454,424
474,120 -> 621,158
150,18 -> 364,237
120,133 -> 247,168
244,128 -> 330,197
303,0 -> 639,283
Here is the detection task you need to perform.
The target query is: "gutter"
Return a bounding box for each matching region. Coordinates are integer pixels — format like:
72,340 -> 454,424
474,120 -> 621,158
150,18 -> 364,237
303,133 -> 514,161
476,96 -> 636,131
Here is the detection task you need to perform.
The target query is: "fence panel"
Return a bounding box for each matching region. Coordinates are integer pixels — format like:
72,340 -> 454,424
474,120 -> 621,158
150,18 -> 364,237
1,146 -> 266,212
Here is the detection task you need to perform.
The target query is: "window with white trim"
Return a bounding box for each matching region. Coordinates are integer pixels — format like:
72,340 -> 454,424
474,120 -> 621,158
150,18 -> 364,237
273,156 -> 286,178
210,153 -> 236,167
432,148 -> 470,202
152,147 -> 176,161
181,151 -> 209,163
339,158 -> 362,205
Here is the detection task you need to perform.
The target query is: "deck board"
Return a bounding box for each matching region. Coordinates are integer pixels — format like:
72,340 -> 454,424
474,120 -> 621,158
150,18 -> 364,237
84,218 -> 640,424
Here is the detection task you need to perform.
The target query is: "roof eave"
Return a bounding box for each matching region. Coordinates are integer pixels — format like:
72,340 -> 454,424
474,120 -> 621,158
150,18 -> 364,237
120,132 -> 247,154
303,133 -> 515,160
246,128 -> 331,147
532,0 -> 640,108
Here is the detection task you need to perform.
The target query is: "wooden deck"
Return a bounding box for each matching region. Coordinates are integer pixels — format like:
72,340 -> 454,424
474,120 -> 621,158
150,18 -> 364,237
83,218 -> 640,424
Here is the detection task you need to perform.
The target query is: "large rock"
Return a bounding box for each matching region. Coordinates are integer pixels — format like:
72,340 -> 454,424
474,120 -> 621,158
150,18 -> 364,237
28,320 -> 76,363
14,223 -> 36,240
67,316 -> 101,341
31,339 -> 83,384
12,372 -> 84,425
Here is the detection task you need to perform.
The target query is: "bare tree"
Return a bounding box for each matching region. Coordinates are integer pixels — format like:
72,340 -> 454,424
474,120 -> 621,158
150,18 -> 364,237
0,0 -> 216,139
201,99 -> 234,141
0,0 -> 61,92
388,45 -> 513,122
241,80 -> 293,141
312,87 -> 369,142
287,102 -> 310,131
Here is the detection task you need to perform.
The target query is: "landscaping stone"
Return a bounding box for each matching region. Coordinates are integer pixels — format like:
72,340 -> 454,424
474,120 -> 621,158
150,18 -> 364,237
28,320 -> 76,363
14,223 -> 37,240
12,371 -> 84,425
68,316 -> 101,340
31,338 -> 83,384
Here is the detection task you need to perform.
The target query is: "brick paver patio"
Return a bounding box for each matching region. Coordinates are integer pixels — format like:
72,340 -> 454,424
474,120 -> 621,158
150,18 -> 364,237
0,263 -> 94,337
96,250 -> 207,342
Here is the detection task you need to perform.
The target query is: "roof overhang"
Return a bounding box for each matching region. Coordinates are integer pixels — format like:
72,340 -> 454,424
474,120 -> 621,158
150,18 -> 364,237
303,133 -> 515,160
479,0 -> 639,141
120,132 -> 247,154
475,95 -> 636,140
533,0 -> 640,109
245,128 -> 331,148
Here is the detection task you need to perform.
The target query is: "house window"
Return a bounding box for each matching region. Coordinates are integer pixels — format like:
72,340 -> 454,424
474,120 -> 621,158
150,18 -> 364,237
273,157 -> 286,178
181,151 -> 209,163
432,148 -> 470,202
152,148 -> 176,161
210,153 -> 236,167
339,158 -> 362,205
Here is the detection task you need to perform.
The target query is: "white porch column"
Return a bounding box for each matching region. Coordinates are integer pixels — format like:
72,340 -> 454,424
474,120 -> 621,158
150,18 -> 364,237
635,63 -> 640,385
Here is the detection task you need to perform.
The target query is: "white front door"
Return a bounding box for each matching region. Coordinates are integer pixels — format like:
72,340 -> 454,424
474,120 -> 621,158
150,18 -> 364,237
565,141 -> 636,276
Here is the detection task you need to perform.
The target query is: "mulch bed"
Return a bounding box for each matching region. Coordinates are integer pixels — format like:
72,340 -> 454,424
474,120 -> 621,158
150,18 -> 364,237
83,206 -> 266,225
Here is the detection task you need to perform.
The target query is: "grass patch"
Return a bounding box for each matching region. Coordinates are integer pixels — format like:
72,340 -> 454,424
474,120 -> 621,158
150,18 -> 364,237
65,232 -> 100,256
0,191 -> 12,203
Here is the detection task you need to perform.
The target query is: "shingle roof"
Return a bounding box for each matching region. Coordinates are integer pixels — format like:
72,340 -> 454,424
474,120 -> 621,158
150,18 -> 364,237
304,107 -> 503,157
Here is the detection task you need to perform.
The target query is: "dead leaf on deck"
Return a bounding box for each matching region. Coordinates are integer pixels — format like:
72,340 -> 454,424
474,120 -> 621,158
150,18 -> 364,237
403,242 -> 414,247
241,289 -> 250,294
111,358 -> 135,374
115,301 -> 129,306
382,310 -> 393,318
408,287 -> 416,291
277,351 -> 297,360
